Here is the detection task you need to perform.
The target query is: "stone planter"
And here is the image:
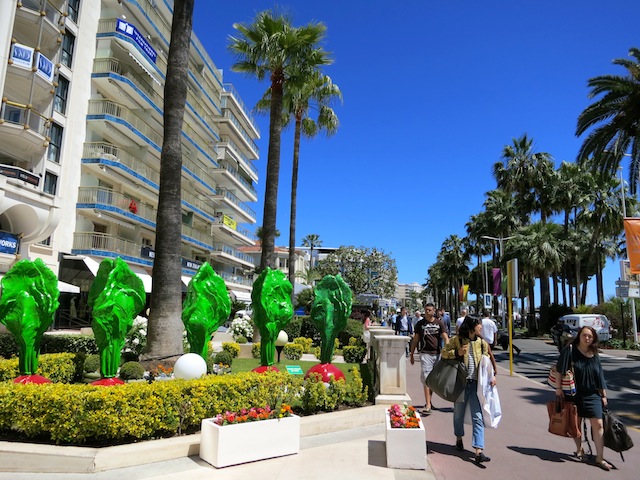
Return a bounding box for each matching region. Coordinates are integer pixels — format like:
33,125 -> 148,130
385,411 -> 427,469
199,415 -> 300,468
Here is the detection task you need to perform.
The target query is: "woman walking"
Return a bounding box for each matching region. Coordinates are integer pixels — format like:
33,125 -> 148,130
441,316 -> 496,463
556,326 -> 611,470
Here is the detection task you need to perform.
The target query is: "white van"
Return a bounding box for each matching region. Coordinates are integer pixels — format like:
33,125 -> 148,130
559,314 -> 611,342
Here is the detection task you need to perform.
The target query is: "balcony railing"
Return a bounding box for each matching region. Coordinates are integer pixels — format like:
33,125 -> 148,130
181,223 -> 214,248
219,137 -> 259,178
182,156 -> 217,194
212,243 -> 255,266
215,188 -> 256,220
220,162 -> 257,198
78,187 -> 156,224
19,0 -> 65,27
88,100 -> 163,148
223,83 -> 259,135
0,100 -> 50,137
219,110 -> 259,156
92,57 -> 162,106
73,232 -> 142,258
83,142 -> 161,186
218,270 -> 253,287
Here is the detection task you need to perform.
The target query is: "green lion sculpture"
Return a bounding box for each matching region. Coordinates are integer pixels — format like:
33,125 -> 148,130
0,258 -> 59,383
88,258 -> 145,384
251,268 -> 293,367
182,262 -> 231,361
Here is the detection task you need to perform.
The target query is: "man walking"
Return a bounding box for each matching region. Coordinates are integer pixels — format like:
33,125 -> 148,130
455,308 -> 468,334
395,307 -> 413,356
410,302 -> 449,415
480,309 -> 498,347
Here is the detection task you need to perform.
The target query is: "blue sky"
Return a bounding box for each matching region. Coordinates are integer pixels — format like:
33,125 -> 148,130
192,1 -> 639,304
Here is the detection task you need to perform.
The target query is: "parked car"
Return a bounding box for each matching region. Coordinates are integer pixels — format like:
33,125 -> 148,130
558,314 -> 612,344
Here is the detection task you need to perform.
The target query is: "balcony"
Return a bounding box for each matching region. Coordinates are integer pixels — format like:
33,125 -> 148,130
77,187 -> 155,229
5,47 -> 55,107
87,100 -> 163,150
211,243 -> 255,270
181,223 -> 214,251
217,138 -> 259,182
216,110 -> 259,158
218,270 -> 253,288
15,0 -> 65,52
0,101 -> 50,156
212,162 -> 258,202
72,232 -> 147,263
210,214 -> 257,247
222,84 -> 260,137
211,188 -> 256,224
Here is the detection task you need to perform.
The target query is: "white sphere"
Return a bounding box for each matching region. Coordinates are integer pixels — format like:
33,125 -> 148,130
275,330 -> 289,346
173,353 -> 207,380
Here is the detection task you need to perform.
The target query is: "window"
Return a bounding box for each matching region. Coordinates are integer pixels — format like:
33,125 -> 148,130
38,236 -> 51,246
43,172 -> 58,195
67,0 -> 80,23
278,258 -> 288,269
61,32 -> 75,68
54,75 -> 69,114
47,123 -> 63,163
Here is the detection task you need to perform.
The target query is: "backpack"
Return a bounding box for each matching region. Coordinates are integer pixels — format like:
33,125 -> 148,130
603,409 -> 634,460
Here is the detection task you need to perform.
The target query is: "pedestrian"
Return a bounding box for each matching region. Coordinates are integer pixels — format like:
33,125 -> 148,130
395,307 -> 414,356
412,310 -> 422,330
455,308 -> 468,334
439,307 -> 452,337
555,326 -> 611,471
441,316 -> 495,463
409,302 -> 449,415
362,310 -> 372,360
480,309 -> 498,347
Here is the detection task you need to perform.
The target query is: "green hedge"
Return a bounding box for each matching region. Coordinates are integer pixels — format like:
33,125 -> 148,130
0,333 -> 98,359
0,353 -> 81,383
283,344 -> 303,360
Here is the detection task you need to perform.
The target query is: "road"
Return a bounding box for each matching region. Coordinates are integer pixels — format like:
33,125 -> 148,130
492,337 -> 640,429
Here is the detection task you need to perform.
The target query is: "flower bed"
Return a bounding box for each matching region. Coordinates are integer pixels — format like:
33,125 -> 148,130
385,404 -> 426,470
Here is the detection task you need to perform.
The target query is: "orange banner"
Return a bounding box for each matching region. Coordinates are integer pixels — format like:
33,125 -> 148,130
623,219 -> 640,273
459,284 -> 469,302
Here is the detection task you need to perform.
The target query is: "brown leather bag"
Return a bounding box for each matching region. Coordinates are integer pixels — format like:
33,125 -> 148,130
547,399 -> 581,438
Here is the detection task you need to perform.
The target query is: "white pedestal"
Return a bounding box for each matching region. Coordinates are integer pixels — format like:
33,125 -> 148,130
385,411 -> 427,470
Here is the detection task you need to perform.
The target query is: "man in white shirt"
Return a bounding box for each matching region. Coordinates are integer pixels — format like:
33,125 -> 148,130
455,309 -> 468,333
481,309 -> 498,347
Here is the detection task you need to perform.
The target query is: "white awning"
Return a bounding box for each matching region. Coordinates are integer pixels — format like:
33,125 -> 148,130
182,276 -> 193,287
127,51 -> 161,86
128,265 -> 153,294
0,273 -> 80,294
230,290 -> 252,303
62,255 -> 101,276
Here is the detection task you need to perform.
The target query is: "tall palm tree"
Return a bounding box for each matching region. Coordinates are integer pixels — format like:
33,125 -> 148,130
302,233 -> 322,272
145,0 -> 194,360
228,11 -> 331,271
576,47 -> 640,194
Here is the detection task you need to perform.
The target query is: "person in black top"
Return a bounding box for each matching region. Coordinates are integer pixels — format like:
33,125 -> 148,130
556,325 -> 610,471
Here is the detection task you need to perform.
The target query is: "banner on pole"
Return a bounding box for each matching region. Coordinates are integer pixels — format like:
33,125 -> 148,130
492,268 -> 502,296
623,218 -> 640,274
459,284 -> 469,302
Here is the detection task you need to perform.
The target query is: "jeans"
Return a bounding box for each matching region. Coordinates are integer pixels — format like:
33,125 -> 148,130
453,380 -> 484,450
398,331 -> 410,355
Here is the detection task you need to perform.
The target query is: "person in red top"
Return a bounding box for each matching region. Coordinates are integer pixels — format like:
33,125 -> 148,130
409,302 -> 449,415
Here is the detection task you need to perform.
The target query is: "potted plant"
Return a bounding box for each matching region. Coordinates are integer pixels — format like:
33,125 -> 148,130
199,403 -> 300,468
385,404 -> 427,470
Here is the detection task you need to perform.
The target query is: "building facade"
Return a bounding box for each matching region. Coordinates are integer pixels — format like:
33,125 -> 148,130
0,1 -> 259,314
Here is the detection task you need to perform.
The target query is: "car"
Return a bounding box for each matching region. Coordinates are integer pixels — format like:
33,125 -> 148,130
558,314 -> 611,343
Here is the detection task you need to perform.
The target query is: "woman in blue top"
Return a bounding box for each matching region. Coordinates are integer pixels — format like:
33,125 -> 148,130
556,325 -> 610,471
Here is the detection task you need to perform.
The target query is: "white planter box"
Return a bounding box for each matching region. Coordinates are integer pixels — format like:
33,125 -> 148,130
385,411 -> 427,469
199,415 -> 300,468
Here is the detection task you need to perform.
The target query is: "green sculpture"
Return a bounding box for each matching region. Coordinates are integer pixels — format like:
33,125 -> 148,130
182,262 -> 231,360
88,258 -> 145,383
310,274 -> 352,364
251,268 -> 293,367
0,258 -> 59,382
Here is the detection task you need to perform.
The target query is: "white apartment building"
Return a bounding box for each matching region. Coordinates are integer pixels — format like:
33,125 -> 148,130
0,0 -> 259,319
395,282 -> 423,308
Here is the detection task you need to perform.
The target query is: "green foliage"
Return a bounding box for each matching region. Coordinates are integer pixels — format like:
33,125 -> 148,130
0,333 -> 18,358
0,372 -> 302,444
213,351 -> 234,366
235,335 -> 248,344
123,316 -> 147,355
283,344 -> 303,360
294,288 -> 314,313
0,333 -> 98,359
344,367 -> 368,406
338,319 -> 364,347
293,337 -> 312,353
222,342 -> 241,358
301,374 -> 347,413
342,345 -> 366,364
284,316 -> 302,339
83,354 -> 101,373
0,353 -> 77,383
120,351 -> 139,364
251,342 -> 261,359
119,361 -> 145,381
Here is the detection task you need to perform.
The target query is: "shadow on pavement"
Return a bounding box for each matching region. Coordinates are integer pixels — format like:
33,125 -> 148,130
507,445 -> 579,463
426,440 -> 488,468
368,440 -> 387,467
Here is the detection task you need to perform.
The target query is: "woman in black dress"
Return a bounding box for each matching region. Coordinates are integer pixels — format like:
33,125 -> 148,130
556,326 -> 611,471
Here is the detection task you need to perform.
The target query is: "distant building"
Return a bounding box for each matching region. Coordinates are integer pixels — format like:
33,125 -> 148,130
395,282 -> 424,307
239,242 -> 308,294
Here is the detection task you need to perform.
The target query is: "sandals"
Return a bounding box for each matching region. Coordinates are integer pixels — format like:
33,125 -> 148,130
575,448 -> 585,461
595,459 -> 612,471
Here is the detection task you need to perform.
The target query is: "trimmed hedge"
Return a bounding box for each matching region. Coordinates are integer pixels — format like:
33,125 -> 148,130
0,353 -> 81,383
0,333 -> 98,359
283,344 -> 303,360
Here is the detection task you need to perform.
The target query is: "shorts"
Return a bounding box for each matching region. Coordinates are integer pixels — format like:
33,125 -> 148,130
420,352 -> 440,385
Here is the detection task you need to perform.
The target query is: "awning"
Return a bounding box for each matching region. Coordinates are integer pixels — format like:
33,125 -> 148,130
0,274 -> 79,294
230,290 -> 252,303
181,276 -> 193,287
127,51 -> 161,86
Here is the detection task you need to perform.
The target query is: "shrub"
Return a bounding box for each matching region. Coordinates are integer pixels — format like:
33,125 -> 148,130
83,354 -> 101,374
0,353 -> 78,383
222,342 -> 240,358
345,367 -> 368,406
293,337 -> 312,353
251,342 -> 261,359
0,333 -> 19,359
301,374 -> 347,413
283,344 -> 303,360
213,351 -> 234,366
284,316 -> 303,339
228,317 -> 253,340
123,316 -> 148,355
119,361 -> 145,381
342,345 -> 366,364
338,319 -> 364,347
235,335 -> 248,344
120,351 -> 139,364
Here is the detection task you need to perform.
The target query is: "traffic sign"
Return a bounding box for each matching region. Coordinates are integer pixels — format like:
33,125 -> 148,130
616,287 -> 640,298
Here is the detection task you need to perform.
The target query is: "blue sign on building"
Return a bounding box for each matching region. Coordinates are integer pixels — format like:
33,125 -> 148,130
10,43 -> 34,69
0,231 -> 20,255
116,19 -> 158,64
35,53 -> 54,83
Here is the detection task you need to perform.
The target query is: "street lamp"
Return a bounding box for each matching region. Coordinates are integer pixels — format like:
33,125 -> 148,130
481,235 -> 515,324
275,330 -> 288,363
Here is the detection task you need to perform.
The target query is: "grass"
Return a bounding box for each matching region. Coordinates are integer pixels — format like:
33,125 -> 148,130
230,358 -> 362,383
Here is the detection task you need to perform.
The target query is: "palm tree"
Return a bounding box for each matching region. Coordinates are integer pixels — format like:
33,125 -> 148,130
576,47 -> 640,194
228,11 -> 331,271
302,233 -> 323,272
144,0 -> 194,361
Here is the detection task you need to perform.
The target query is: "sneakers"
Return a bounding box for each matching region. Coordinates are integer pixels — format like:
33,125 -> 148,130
475,452 -> 491,463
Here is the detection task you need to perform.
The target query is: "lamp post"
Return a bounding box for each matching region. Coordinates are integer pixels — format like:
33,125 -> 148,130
481,235 -> 515,326
275,330 -> 288,363
618,166 -> 639,345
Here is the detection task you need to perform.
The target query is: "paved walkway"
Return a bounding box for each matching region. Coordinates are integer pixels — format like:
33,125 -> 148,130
2,342 -> 640,479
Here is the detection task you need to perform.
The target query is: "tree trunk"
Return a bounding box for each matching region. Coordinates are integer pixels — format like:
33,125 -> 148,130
288,114 -> 302,291
259,70 -> 285,271
144,0 -> 194,361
